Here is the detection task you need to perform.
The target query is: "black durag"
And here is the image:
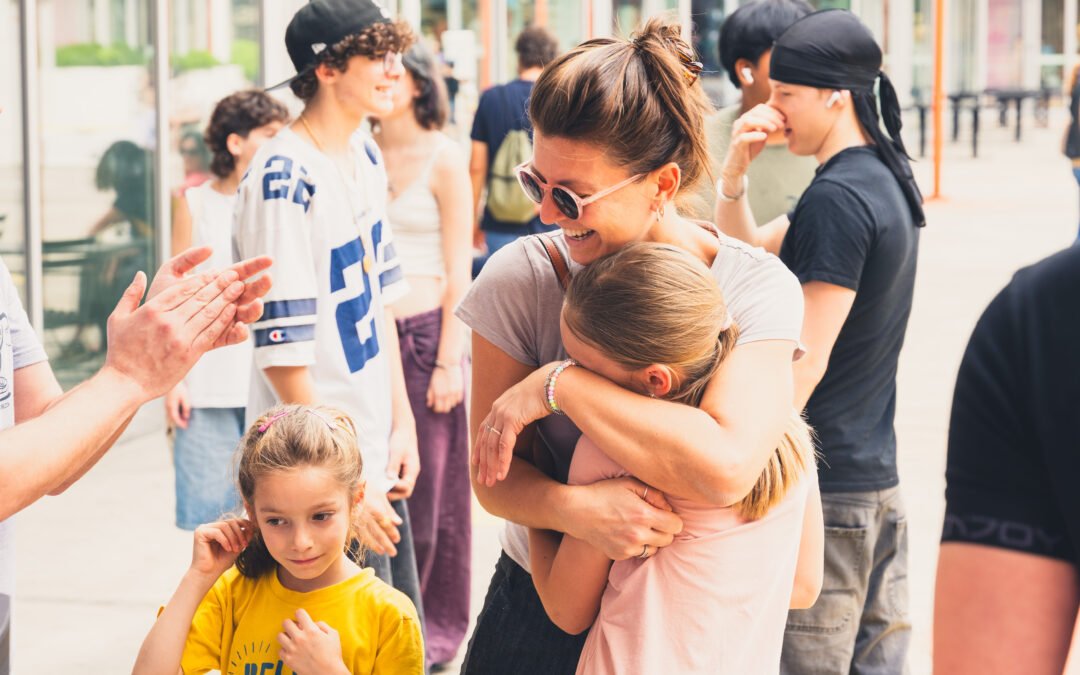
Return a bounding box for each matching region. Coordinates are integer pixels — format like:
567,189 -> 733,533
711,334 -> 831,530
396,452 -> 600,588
770,9 -> 925,227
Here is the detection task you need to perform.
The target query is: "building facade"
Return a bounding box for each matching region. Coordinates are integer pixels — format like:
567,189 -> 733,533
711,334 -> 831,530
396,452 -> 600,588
3,0 -> 1077,386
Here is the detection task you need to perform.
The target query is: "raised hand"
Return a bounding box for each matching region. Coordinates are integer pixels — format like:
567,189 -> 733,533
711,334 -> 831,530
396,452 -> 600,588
190,518 -> 253,580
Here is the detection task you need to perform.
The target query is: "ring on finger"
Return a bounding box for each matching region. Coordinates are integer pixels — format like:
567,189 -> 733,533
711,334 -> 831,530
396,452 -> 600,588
484,423 -> 503,436
642,487 -> 649,501
638,544 -> 650,559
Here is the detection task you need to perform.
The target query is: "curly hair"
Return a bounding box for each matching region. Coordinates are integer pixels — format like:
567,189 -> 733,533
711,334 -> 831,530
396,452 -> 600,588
402,43 -> 449,130
204,90 -> 290,178
290,20 -> 416,102
515,25 -> 559,70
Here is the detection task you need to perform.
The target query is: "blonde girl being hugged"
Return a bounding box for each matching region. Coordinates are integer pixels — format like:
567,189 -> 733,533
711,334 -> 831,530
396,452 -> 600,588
133,405 -> 424,675
526,243 -> 823,675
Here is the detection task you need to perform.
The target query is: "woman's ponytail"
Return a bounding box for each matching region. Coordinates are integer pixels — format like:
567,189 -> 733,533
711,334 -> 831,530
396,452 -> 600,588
529,15 -> 712,196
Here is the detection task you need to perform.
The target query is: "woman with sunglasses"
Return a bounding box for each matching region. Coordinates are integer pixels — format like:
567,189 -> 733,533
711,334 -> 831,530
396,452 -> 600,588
456,17 -> 806,674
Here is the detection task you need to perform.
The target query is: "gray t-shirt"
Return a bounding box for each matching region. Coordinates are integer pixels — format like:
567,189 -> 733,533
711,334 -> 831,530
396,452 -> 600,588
456,230 -> 804,571
0,258 -> 48,675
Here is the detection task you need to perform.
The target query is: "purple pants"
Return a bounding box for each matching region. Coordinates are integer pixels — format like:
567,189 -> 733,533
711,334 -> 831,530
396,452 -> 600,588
397,307 -> 472,665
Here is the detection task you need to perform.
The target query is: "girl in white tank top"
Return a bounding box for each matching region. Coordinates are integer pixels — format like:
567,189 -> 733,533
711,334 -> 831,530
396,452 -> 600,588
164,91 -> 288,531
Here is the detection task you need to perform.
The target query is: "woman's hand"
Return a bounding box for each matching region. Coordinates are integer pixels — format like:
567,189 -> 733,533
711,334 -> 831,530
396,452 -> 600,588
164,382 -> 191,430
191,518 -> 252,579
357,490 -> 403,556
722,103 -> 787,184
566,478 -> 684,560
427,363 -> 464,413
278,609 -> 349,674
473,362 -> 558,487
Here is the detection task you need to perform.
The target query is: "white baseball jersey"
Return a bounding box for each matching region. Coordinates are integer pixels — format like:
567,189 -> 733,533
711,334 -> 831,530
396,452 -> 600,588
234,126 -> 408,494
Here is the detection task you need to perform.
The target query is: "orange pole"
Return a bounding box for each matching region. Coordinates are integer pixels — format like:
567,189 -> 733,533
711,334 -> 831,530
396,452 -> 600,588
931,0 -> 945,199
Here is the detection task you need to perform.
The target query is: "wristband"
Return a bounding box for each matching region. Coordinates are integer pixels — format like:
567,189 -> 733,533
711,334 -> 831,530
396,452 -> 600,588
717,174 -> 748,202
543,359 -> 578,415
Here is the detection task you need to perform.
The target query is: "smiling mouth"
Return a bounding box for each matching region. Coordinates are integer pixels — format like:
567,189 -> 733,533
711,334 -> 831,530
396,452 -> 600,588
290,556 -> 320,565
562,227 -> 595,241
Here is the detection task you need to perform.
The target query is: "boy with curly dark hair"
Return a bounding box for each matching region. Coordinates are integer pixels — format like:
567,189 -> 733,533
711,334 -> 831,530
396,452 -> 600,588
232,0 -> 426,639
166,89 -> 288,534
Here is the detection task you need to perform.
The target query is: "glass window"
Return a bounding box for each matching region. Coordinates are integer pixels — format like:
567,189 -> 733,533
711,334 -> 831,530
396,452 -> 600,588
38,0 -> 156,387
1,0 -> 26,304
987,0 -> 1024,88
168,0 -> 262,257
1042,0 -> 1065,88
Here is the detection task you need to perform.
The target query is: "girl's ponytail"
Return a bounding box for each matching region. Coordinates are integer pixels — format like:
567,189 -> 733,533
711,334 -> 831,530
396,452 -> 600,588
735,412 -> 815,521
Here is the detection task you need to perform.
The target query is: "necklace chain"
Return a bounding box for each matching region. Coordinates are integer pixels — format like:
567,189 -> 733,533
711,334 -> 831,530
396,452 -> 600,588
297,115 -> 374,273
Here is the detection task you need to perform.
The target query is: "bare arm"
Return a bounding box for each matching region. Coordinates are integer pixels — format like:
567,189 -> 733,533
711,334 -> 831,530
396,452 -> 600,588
264,365 -> 316,404
714,104 -> 792,254
171,194 -> 193,257
528,528 -> 611,635
790,480 -> 823,609
427,142 -> 472,412
793,281 -> 857,410
132,569 -> 216,675
469,141 -> 489,245
383,308 -> 419,500
556,340 -> 797,505
934,543 -> 1080,675
470,334 -> 683,560
0,250 -> 272,520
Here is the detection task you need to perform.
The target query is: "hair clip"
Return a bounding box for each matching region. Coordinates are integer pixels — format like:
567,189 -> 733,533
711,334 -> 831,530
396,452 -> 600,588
305,408 -> 338,431
257,409 -> 291,433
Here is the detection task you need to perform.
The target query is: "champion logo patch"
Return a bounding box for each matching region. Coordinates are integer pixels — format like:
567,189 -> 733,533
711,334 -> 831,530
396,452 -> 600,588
268,329 -> 286,343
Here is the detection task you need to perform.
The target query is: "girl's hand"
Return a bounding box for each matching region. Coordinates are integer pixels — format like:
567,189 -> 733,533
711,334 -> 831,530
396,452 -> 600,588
190,518 -> 252,579
164,382 -> 191,430
427,364 -> 464,413
722,103 -> 787,181
278,609 -> 348,674
474,362 -> 558,487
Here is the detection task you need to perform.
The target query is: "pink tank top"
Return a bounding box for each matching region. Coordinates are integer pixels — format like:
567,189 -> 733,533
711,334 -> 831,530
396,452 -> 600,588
570,435 -> 814,675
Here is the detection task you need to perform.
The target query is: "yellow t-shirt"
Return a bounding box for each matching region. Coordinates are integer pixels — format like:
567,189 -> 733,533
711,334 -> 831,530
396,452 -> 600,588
180,566 -> 423,675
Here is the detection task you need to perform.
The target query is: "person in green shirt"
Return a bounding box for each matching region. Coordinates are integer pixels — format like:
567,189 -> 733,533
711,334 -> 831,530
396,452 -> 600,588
684,0 -> 816,224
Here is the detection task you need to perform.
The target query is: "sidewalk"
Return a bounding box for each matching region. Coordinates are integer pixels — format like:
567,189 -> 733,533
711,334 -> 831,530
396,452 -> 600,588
12,109 -> 1080,673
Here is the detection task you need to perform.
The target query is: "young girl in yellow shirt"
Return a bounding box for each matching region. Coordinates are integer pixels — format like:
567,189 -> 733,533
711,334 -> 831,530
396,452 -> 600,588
133,405 -> 424,675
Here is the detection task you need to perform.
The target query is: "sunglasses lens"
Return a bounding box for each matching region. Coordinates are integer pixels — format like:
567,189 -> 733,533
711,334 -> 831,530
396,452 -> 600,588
518,171 -> 543,203
551,188 -> 580,220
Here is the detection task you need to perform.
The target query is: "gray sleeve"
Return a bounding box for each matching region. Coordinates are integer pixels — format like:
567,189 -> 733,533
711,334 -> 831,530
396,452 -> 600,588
455,239 -> 543,367
1,260 -> 47,370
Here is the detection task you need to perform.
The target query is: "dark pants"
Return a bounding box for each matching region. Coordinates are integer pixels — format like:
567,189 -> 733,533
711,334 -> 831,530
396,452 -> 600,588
1073,166 -> 1080,239
361,498 -> 427,671
0,593 -> 9,675
397,308 -> 472,665
460,553 -> 588,675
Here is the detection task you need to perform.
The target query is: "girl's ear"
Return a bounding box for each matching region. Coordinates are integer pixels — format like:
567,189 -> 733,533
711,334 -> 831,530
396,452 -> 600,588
637,364 -> 675,398
354,482 -> 366,507
243,500 -> 255,520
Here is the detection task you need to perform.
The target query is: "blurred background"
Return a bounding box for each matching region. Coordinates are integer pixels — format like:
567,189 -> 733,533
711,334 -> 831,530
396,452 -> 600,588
1,0 -> 1076,389
4,2 -> 1080,672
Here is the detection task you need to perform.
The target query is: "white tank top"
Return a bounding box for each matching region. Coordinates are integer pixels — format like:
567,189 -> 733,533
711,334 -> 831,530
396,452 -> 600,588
182,181 -> 252,408
385,135 -> 452,279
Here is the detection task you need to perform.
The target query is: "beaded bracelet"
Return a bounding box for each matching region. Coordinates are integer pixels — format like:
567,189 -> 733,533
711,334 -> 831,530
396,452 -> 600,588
543,358 -> 578,415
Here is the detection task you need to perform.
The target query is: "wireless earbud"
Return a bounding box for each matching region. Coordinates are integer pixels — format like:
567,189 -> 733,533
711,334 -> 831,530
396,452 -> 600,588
741,67 -> 754,86
825,91 -> 842,109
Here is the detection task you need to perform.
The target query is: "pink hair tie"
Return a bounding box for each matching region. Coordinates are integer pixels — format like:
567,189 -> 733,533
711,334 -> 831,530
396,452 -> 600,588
257,409 -> 291,433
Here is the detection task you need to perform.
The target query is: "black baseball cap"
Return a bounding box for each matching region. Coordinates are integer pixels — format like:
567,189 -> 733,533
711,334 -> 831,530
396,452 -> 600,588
266,0 -> 393,91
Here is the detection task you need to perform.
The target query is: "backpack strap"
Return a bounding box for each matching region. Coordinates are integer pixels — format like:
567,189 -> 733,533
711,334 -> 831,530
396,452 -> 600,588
535,233 -> 571,291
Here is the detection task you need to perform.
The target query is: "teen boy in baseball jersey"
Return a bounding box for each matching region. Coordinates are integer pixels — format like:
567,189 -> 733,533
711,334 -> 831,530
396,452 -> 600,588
233,0 -> 425,621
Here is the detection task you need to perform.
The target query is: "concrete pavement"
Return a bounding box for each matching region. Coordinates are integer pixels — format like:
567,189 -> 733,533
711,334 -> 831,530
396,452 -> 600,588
11,108 -> 1080,673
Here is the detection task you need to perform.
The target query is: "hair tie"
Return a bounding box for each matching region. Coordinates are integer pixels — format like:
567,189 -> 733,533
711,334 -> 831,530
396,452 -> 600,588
720,314 -> 734,332
257,409 -> 290,433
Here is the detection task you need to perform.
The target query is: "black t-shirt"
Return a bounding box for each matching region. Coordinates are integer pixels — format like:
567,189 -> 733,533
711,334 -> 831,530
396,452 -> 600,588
780,146 -> 920,492
470,79 -> 543,234
942,245 -> 1080,563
